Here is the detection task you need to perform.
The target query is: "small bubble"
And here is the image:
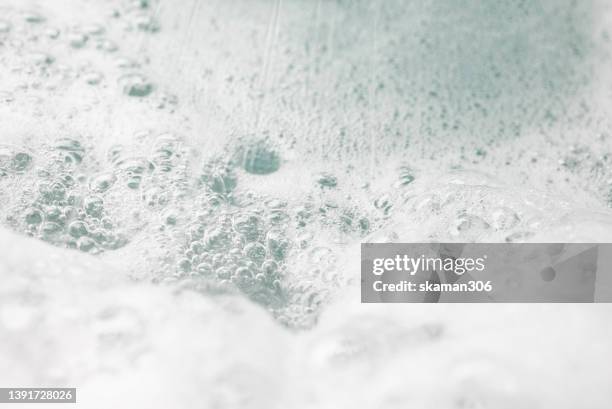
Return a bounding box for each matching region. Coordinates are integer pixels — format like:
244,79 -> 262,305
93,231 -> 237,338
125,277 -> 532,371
83,72 -> 103,85
114,157 -> 152,188
24,208 -> 43,225
83,195 -> 104,218
188,224 -> 205,241
177,258 -> 192,273
211,254 -> 225,268
316,172 -> 337,188
67,32 -> 88,48
359,217 -> 370,232
89,172 -> 116,193
267,209 -> 289,225
234,266 -> 254,287
195,262 -> 213,276
89,228 -> 105,243
41,221 -> 61,235
396,165 -> 416,186
244,242 -> 267,265
63,205 -> 77,218
296,232 -> 313,248
162,209 -> 178,225
143,187 -> 166,207
235,266 -> 254,278
28,53 -> 55,66
374,195 -> 393,215
215,266 -> 232,280
204,227 -> 232,251
68,220 -> 88,238
475,148 -> 487,157
119,73 -> 154,97
201,160 -> 236,194
65,175 -> 78,187
45,28 -> 60,39
39,182 -> 66,202
255,273 -> 266,283
261,260 -> 278,277
132,15 -> 160,32
129,0 -> 151,10
266,230 -> 290,261
101,217 -> 113,229
24,12 -> 46,24
0,146 -> 33,173
150,134 -> 180,172
232,213 -> 262,242
55,138 -> 85,164
107,145 -> 124,164
190,241 -> 205,255
12,152 -> 32,172
44,205 -> 62,221
154,92 -> 178,110
77,236 -> 96,252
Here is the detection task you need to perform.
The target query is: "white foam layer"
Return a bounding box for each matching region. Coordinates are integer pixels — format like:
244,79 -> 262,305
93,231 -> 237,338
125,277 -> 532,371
1,228 -> 611,408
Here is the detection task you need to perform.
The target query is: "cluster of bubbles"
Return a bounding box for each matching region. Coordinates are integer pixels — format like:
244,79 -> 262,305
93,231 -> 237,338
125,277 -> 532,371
2,138 -> 127,253
557,142 -> 612,207
4,0 -> 609,332
110,1 -> 161,99
136,136 -> 373,327
114,0 -> 161,34
8,120 -> 603,327
367,169 -> 547,244
1,56 -> 412,327
0,130 -> 196,253
0,1 -> 171,107
0,145 -> 33,177
1,125 -> 373,327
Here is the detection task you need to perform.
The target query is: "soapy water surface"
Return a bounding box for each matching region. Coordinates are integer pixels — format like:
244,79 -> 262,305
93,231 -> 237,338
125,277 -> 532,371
1,0 -> 612,407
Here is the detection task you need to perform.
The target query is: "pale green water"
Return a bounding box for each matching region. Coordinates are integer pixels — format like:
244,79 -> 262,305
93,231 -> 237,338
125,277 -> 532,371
1,0 -> 612,408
